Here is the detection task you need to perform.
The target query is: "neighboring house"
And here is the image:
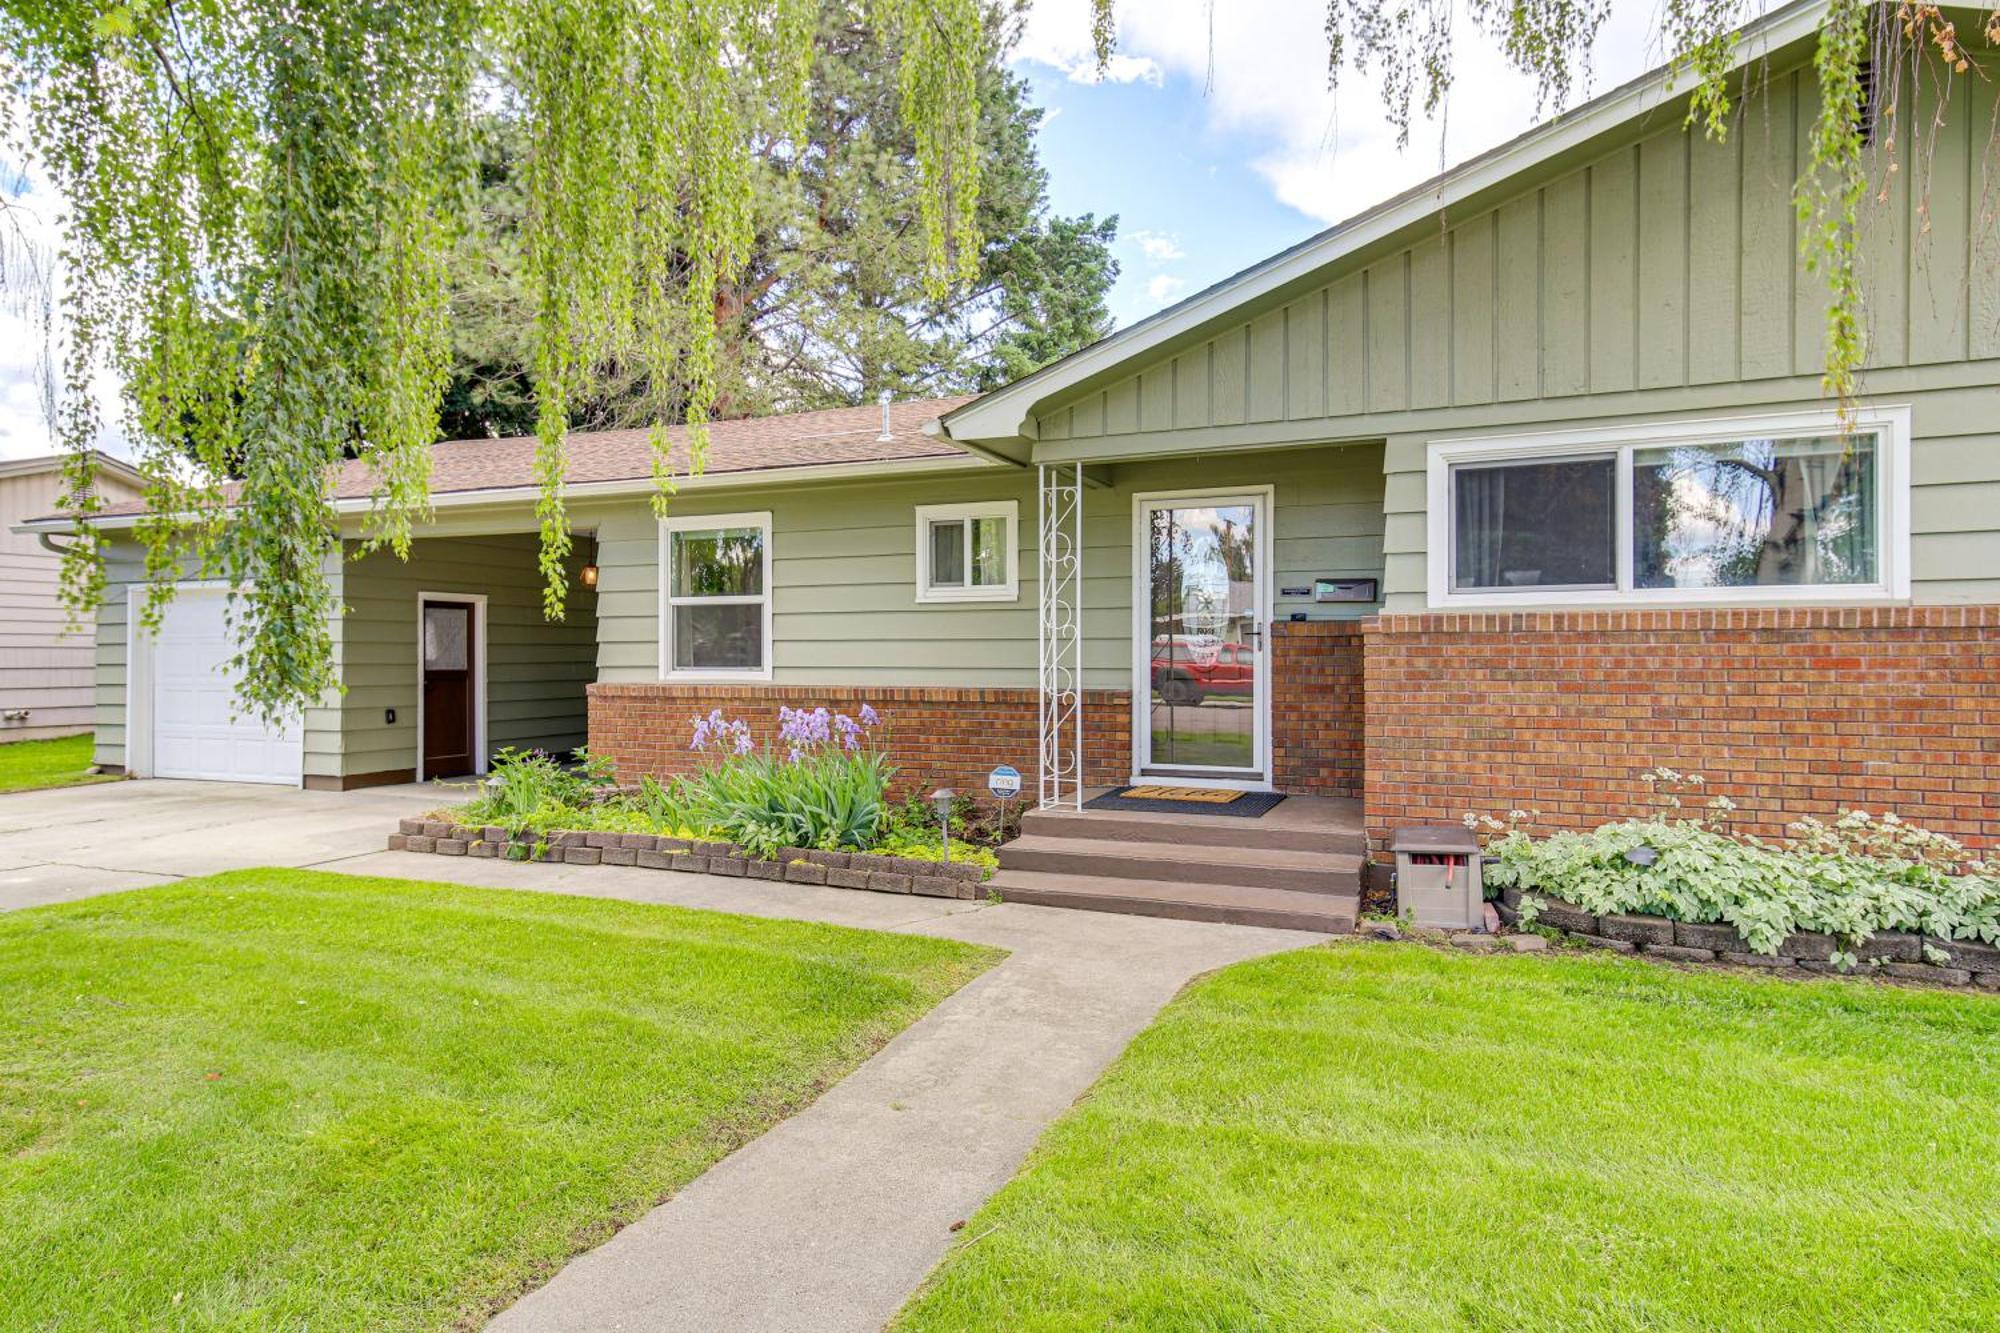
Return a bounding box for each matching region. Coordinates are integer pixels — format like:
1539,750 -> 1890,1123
16,0 -> 1999,863
0,452 -> 146,742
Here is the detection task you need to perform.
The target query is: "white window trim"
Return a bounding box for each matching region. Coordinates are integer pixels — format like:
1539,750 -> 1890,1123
658,510 -> 774,681
1424,405 -> 1913,610
914,500 -> 1020,604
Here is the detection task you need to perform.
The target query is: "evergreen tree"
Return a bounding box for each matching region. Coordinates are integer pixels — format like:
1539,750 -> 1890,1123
440,3 -> 1117,441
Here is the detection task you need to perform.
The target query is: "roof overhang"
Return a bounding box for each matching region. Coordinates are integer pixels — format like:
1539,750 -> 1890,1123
938,0 -> 1830,447
10,450 -> 999,536
0,449 -> 146,488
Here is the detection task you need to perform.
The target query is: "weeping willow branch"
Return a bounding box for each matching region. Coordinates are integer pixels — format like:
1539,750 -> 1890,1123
0,0 -> 988,719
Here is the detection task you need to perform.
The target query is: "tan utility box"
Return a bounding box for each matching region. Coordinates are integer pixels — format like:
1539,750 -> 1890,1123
1391,825 -> 1484,931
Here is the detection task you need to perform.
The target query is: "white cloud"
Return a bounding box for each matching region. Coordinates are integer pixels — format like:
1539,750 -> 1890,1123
1015,0 -> 1663,225
1146,273 -> 1187,304
1129,229 -> 1186,263
1012,8 -> 1161,85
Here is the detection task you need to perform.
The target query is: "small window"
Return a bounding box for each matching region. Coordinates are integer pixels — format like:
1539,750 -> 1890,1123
1427,407 -> 1909,608
915,501 -> 1018,603
659,512 -> 771,678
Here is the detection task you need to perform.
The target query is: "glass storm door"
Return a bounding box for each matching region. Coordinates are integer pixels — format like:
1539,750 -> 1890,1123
1137,494 -> 1267,780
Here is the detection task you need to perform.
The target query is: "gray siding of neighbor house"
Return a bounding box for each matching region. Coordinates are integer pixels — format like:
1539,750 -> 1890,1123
340,534 -> 597,777
587,443 -> 1384,691
2,464 -> 146,742
1022,60 -> 2000,611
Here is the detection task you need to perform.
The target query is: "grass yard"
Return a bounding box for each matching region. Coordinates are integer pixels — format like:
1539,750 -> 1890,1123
0,869 -> 999,1328
0,732 -> 118,794
898,943 -> 2000,1332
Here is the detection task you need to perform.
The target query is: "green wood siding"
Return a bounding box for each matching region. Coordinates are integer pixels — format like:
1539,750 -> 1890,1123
1024,58 -> 1999,612
340,534 -> 597,776
588,446 -> 1383,691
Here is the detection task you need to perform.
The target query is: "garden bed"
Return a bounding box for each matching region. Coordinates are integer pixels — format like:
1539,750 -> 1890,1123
392,705 -> 1008,901
1494,888 -> 2000,989
1462,770 -> 2000,992
389,817 -> 990,899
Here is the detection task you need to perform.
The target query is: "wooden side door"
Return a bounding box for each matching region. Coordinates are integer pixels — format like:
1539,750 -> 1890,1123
421,600 -> 476,778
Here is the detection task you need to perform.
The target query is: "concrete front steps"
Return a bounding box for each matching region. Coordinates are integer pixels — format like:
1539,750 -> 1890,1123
990,797 -> 1363,933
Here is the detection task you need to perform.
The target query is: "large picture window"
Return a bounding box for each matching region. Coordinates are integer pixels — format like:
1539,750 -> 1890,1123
659,512 -> 772,678
1428,407 -> 1910,608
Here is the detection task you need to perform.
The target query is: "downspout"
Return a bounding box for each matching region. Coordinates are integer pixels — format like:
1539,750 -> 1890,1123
37,530 -> 78,557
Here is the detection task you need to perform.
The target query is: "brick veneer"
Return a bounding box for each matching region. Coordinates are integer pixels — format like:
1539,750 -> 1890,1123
1269,620 -> 1366,798
588,683 -> 1132,804
1363,606 -> 2000,857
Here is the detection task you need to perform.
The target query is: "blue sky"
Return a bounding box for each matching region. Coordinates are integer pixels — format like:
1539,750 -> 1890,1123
1020,64 -> 1321,329
1010,0 -> 1662,331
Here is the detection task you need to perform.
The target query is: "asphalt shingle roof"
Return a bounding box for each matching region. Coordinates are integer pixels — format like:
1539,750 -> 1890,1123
79,395 -> 975,519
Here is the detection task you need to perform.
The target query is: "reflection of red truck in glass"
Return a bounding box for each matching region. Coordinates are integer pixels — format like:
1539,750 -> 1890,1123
1150,638 -> 1254,704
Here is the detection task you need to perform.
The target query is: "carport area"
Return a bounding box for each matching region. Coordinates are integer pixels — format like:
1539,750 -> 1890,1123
107,531 -> 598,790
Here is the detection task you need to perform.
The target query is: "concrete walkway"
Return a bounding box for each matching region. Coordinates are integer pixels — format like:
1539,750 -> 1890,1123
333,849 -> 1325,1333
0,780 -> 1330,1331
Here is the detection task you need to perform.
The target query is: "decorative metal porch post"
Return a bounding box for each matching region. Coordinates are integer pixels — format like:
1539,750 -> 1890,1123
1037,462 -> 1085,809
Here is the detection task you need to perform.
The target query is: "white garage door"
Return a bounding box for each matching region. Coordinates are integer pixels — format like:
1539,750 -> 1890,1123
150,590 -> 303,785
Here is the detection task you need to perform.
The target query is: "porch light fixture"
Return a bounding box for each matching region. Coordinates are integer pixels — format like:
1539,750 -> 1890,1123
579,562 -> 599,589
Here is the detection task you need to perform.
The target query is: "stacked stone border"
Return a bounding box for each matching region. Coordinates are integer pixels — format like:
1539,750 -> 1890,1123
387,817 -> 987,900
1496,887 -> 2000,991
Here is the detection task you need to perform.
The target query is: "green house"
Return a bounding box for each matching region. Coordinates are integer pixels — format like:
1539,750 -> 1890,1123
24,0 -> 1999,898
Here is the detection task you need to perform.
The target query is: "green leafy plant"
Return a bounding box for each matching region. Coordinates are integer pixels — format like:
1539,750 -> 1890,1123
456,745 -> 610,833
1474,769 -> 2000,957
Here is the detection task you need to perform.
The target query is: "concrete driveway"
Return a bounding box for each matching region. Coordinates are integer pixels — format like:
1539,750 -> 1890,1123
0,776 -> 1331,1332
0,777 -> 444,911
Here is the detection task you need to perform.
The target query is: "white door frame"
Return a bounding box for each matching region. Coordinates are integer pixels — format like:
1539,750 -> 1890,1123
415,591 -> 489,782
1129,486 -> 1274,791
126,580 -> 305,786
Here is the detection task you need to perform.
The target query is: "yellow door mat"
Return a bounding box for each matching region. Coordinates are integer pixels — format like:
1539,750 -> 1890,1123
1120,786 -> 1245,803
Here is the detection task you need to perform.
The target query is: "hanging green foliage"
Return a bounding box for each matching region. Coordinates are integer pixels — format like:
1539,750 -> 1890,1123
0,0 -> 993,721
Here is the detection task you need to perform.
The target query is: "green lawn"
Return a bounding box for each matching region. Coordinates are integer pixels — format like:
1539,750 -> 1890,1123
898,943 -> 2000,1332
0,732 -> 118,794
0,869 -> 999,1328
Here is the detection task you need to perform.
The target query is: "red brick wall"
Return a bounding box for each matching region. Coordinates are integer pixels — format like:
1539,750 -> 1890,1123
1363,607 -> 2000,857
1270,620 -> 1366,798
588,683 -> 1131,805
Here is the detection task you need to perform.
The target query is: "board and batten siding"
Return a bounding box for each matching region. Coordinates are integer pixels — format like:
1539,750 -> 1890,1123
341,534 -> 597,777
1028,61 -> 2000,610
587,444 -> 1384,692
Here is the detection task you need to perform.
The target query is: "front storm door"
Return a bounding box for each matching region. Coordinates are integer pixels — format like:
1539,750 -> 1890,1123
422,600 -> 476,778
1136,493 -> 1269,783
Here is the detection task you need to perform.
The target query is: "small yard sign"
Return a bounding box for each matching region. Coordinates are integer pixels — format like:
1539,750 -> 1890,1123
987,765 -> 1022,799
